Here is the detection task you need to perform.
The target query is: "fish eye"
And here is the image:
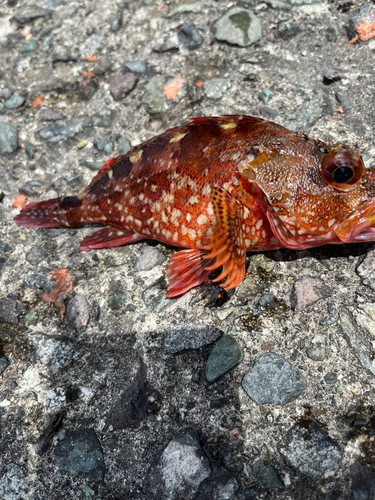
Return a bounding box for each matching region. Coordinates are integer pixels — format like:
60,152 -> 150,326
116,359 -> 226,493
321,146 -> 364,192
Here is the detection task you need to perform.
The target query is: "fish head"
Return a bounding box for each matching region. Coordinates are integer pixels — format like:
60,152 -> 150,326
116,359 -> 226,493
238,142 -> 375,250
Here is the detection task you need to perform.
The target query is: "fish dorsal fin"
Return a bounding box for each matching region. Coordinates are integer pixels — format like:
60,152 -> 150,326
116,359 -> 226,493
204,187 -> 246,290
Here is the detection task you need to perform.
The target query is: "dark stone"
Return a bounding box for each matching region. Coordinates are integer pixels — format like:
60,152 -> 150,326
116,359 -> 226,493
107,281 -> 126,311
94,135 -> 113,154
26,245 -> 48,266
109,73 -> 138,101
258,293 -> 275,308
242,352 -> 306,405
278,20 -> 300,39
20,39 -> 37,52
94,55 -> 112,75
124,60 -> 154,76
252,459 -> 284,489
324,371 -> 338,385
52,53 -> 78,64
143,282 -> 172,312
260,106 -> 279,119
323,68 -> 344,84
164,324 -> 222,354
197,459 -> 238,499
25,143 -> 37,160
0,297 -> 26,325
109,12 -> 122,32
205,335 -> 243,382
4,95 -> 25,109
39,109 -> 65,121
38,119 -> 91,142
26,267 -> 50,290
54,429 -> 105,482
0,357 -> 9,375
11,4 -> 51,24
66,294 -> 90,331
335,90 -> 352,111
350,463 -> 375,499
178,22 -> 203,53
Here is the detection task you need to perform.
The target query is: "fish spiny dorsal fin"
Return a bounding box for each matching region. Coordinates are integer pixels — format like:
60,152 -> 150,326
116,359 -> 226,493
204,187 -> 246,290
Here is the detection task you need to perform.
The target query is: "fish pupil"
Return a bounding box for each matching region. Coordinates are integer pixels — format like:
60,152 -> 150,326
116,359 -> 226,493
333,165 -> 354,183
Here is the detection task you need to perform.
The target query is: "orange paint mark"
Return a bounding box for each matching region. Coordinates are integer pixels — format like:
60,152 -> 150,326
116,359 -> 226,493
349,35 -> 359,44
156,4 -> 163,11
87,54 -> 100,62
195,81 -> 203,87
32,94 -> 44,108
164,77 -> 186,103
336,106 -> 344,114
230,428 -> 239,437
12,194 -> 27,209
42,268 -> 73,319
356,10 -> 375,41
80,71 -> 95,86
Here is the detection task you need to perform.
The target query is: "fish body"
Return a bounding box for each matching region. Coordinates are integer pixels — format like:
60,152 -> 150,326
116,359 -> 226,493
14,115 -> 375,296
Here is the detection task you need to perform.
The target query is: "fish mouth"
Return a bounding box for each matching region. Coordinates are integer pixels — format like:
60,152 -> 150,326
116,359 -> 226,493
334,202 -> 375,243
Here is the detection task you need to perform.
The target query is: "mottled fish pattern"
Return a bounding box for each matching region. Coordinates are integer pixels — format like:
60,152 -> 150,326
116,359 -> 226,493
14,115 -> 375,296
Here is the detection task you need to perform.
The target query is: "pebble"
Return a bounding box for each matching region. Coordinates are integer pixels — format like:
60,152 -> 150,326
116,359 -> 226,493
94,135 -> 113,154
124,60 -> 151,76
168,3 -> 201,17
154,432 -> 211,496
32,334 -> 74,371
0,357 -> 8,376
26,267 -> 50,290
26,245 -> 48,266
109,73 -> 138,101
66,294 -> 90,331
4,95 -> 25,109
164,324 -> 222,354
117,136 -> 132,155
11,5 -> 51,24
205,334 -> 243,382
203,78 -> 231,99
79,160 -> 103,171
252,459 -> 284,489
356,250 -> 375,291
43,0 -> 66,5
52,53 -> 78,64
350,464 -> 375,500
39,108 -> 65,121
335,90 -> 352,111
54,429 -> 105,482
25,143 -> 37,160
260,106 -> 279,119
94,55 -> 112,75
142,77 -> 169,114
198,460 -> 239,499
258,293 -> 275,308
92,109 -> 117,128
143,283 -> 172,312
214,7 -> 262,47
0,122 -> 18,154
306,346 -> 326,361
278,20 -> 300,39
242,352 -> 306,405
109,12 -> 122,32
38,119 -> 91,142
279,422 -> 342,479
324,371 -> 338,384
323,68 -> 344,84
0,464 -> 43,499
258,89 -> 274,104
107,281 -> 126,311
326,24 -> 339,41
291,276 -> 332,312
134,246 -> 166,272
0,297 -> 26,325
178,22 -> 203,54
20,39 -> 38,53
283,89 -> 333,132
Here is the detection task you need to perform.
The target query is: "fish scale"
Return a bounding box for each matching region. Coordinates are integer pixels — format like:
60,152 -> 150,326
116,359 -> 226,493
14,115 -> 375,296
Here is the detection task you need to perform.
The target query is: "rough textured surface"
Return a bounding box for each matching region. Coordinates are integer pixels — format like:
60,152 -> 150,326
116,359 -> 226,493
1,1 -> 375,499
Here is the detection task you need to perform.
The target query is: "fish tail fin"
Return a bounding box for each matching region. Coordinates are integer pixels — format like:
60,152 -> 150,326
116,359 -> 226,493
14,196 -> 84,228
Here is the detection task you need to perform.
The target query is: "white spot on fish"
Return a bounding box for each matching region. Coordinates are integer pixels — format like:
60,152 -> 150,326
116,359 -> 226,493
197,214 -> 207,225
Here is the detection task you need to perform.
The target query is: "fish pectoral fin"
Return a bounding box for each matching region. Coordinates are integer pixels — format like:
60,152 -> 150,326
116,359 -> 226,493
165,249 -> 216,297
79,226 -> 143,251
205,187 -> 246,290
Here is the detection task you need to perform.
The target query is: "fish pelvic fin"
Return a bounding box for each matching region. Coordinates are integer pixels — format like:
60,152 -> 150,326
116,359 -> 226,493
205,187 -> 246,290
14,196 -> 84,228
165,249 -> 216,297
79,227 -> 143,251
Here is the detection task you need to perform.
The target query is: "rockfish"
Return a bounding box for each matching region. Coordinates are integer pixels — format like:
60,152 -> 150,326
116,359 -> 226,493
14,116 -> 374,296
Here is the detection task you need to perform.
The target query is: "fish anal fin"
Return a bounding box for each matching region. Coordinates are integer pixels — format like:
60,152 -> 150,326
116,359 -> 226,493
79,226 -> 143,251
165,249 -> 216,297
205,187 -> 246,290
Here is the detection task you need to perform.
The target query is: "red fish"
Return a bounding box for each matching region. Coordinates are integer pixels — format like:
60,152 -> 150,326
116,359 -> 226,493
14,115 -> 374,296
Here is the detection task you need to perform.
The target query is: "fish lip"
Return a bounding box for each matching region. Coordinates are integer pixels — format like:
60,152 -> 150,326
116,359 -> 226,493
334,202 -> 375,243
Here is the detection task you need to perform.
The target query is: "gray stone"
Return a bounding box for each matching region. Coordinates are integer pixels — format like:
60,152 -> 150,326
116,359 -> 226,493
282,89 -> 333,132
278,20 -> 300,39
143,283 -> 172,312
26,246 -> 48,266
0,464 -> 44,500
124,60 -> 146,75
109,12 -> 122,32
11,4 -> 51,24
142,77 -> 169,114
306,346 -> 326,361
350,463 -> 375,500
31,334 -> 74,371
242,352 -> 306,405
26,268 -> 50,290
54,429 -> 105,482
94,135 -> 113,153
252,459 -> 284,489
324,371 -> 338,385
92,109 -> 117,128
107,281 -> 126,311
335,90 -> 352,112
205,335 -> 243,382
20,39 -> 38,53
326,24 -> 339,42
178,22 -> 203,54
291,276 -> 332,312
203,78 -> 231,99
109,73 -> 138,101
168,3 -> 201,17
159,432 -> 211,495
94,55 -> 112,75
117,136 -> 132,155
164,324 -> 222,354
134,246 -> 166,272
43,0 -> 66,5
279,422 -> 342,479
357,250 -> 375,291
0,357 -> 8,375
258,89 -> 274,104
39,109 -> 65,121
0,122 -> 18,154
66,294 -> 90,330
25,143 -> 37,160
214,7 -> 262,47
4,95 -> 25,110
38,119 -> 91,142
258,293 -> 275,308
355,303 -> 375,336
0,298 -> 26,325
